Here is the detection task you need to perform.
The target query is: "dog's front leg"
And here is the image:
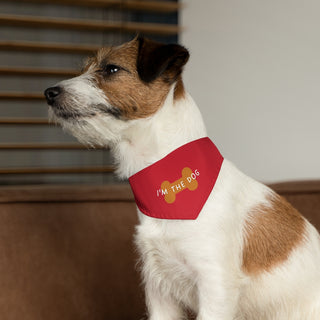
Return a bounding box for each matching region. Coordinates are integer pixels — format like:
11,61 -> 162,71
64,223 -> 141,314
195,265 -> 239,320
145,283 -> 184,320
196,287 -> 239,320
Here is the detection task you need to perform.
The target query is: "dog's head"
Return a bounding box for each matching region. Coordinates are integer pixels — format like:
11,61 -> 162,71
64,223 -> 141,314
44,37 -> 189,146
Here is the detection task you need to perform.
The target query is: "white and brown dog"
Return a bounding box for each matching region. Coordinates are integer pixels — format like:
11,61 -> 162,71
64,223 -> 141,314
45,37 -> 320,319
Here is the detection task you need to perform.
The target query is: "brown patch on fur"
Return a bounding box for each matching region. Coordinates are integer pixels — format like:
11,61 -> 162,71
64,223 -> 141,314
174,76 -> 186,101
242,193 -> 306,275
84,39 -> 177,120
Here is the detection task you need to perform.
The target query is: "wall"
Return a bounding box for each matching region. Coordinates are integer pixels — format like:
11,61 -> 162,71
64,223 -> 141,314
181,0 -> 320,183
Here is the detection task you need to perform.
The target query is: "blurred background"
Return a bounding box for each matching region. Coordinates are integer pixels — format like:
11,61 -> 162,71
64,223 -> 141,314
0,0 -> 319,186
182,0 -> 320,183
0,0 -> 178,185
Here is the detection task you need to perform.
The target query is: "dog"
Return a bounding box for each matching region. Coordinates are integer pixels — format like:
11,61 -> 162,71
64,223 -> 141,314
45,37 -> 320,319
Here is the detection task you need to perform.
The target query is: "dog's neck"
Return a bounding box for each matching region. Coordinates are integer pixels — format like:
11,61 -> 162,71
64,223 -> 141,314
113,85 -> 207,179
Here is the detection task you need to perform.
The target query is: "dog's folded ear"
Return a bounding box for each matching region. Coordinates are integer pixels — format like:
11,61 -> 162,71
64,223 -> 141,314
137,37 -> 189,84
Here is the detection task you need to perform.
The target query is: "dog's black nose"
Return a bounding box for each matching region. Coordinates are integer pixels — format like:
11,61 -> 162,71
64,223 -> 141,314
44,86 -> 61,105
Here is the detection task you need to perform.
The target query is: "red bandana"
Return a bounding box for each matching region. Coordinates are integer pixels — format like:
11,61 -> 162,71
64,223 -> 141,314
129,137 -> 223,220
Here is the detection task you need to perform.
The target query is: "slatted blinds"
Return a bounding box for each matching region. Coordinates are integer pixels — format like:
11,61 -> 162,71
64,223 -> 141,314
0,0 -> 180,184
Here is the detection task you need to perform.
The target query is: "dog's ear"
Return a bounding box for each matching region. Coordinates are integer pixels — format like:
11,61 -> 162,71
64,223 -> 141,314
137,37 -> 189,83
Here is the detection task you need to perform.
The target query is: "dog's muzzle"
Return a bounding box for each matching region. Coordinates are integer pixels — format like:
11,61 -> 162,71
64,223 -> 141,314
44,86 -> 61,106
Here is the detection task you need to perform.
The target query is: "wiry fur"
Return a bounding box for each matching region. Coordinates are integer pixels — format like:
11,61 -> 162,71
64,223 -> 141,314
45,38 -> 320,319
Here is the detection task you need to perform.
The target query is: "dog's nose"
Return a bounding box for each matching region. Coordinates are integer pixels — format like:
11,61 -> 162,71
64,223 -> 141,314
44,86 -> 61,105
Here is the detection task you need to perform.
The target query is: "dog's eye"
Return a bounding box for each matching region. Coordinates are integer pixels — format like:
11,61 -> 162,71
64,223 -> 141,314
102,64 -> 121,75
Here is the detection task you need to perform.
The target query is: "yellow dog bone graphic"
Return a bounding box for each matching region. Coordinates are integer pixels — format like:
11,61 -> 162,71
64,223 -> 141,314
161,167 -> 199,204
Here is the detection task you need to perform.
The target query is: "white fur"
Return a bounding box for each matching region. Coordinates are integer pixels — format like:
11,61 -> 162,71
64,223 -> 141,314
50,76 -> 320,319
49,71 -> 129,147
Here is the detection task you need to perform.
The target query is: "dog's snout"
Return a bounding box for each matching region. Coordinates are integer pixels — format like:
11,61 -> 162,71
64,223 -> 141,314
44,86 -> 61,105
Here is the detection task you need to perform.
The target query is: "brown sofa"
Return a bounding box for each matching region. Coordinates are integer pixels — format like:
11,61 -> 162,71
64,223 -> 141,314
0,181 -> 319,320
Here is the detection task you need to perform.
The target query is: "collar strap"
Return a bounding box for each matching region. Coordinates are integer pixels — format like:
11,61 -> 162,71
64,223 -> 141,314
129,137 -> 224,220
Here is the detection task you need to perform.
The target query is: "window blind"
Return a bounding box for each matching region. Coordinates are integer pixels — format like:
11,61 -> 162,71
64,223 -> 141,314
0,0 -> 180,185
